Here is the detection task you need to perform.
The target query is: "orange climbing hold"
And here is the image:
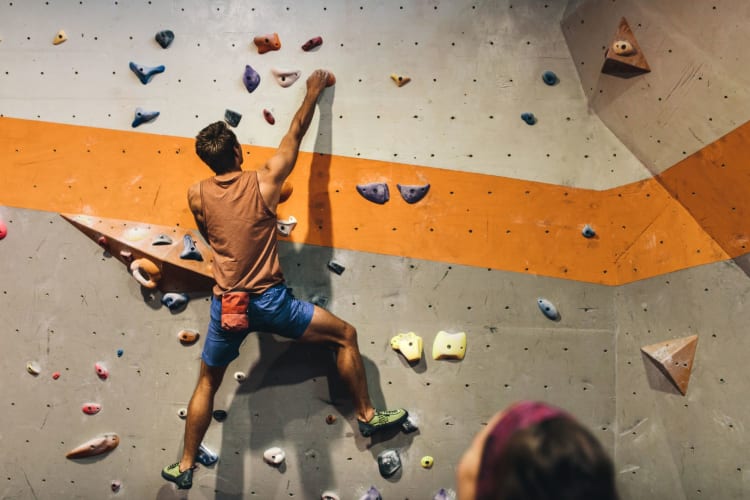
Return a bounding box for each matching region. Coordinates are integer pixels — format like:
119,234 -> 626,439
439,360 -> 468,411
53,29 -> 67,45
602,17 -> 650,78
66,433 -> 120,459
641,335 -> 698,395
178,329 -> 199,345
254,33 -> 281,54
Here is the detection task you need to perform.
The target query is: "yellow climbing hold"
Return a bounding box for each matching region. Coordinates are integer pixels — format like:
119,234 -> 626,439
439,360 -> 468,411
53,29 -> 67,45
390,332 -> 423,362
432,331 -> 466,360
390,74 -> 411,87
421,456 -> 434,468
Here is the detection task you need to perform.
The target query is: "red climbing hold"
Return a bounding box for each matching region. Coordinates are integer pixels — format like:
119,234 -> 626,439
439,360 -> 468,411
302,36 -> 323,51
263,109 -> 276,125
96,235 -> 108,248
254,33 -> 281,54
52,371 -> 61,380
0,219 -> 6,240
82,403 -> 102,415
95,362 -> 109,380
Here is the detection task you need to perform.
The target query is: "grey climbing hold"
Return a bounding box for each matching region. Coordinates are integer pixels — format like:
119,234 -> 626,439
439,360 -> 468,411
225,109 -> 242,127
356,182 -> 390,204
377,449 -> 401,478
161,292 -> 189,311
196,443 -> 218,466
542,70 -> 559,86
401,415 -> 419,434
521,112 -> 537,125
396,183 -> 430,204
155,30 -> 174,49
327,260 -> 345,275
152,233 -> 172,245
243,64 -> 261,93
359,486 -> 382,500
129,61 -> 165,85
537,297 -> 560,321
131,108 -> 159,128
582,224 -> 596,238
180,234 -> 203,261
213,409 -> 228,422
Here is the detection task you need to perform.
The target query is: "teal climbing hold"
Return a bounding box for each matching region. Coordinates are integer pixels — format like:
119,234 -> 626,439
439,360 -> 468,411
180,234 -> 202,261
155,30 -> 174,49
356,182 -> 390,204
129,62 -> 165,84
131,108 -> 159,128
162,292 -> 189,311
225,109 -> 242,127
396,183 -> 430,204
521,112 -> 537,125
537,297 -> 560,321
243,64 -> 261,93
542,70 -> 559,86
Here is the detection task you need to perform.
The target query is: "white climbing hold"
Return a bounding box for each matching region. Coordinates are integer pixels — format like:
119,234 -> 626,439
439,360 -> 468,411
26,361 -> 41,375
234,371 -> 246,382
263,446 -> 286,466
321,491 -> 340,500
537,297 -> 560,321
177,408 -> 188,419
432,331 -> 467,360
612,40 -> 636,56
276,216 -> 297,237
271,68 -> 302,88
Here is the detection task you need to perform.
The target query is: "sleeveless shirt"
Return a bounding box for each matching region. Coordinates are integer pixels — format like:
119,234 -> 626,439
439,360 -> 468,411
199,170 -> 284,296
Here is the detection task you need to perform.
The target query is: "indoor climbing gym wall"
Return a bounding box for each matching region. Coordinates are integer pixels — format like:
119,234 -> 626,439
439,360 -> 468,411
0,0 -> 748,499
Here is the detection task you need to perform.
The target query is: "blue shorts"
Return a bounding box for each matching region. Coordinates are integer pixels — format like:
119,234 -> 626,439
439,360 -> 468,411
201,284 -> 315,367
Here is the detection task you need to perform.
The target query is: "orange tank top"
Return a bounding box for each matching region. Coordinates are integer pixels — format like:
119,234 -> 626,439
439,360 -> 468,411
199,170 -> 284,296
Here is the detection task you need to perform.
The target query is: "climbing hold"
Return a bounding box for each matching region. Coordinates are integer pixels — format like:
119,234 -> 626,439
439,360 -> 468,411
66,433 -> 120,459
390,74 -> 411,87
263,108 -> 276,125
130,258 -> 162,289
271,68 -> 301,88
82,403 -> 102,415
542,70 -> 559,86
152,234 -> 172,245
111,480 -> 121,493
521,112 -> 537,125
302,36 -> 323,51
280,181 -> 293,203
224,109 -> 242,128
421,456 -> 434,468
356,182 -> 390,204
180,234 -> 203,261
325,414 -> 336,425
53,29 -> 67,45
197,443 -> 219,466
95,362 -> 109,380
213,409 -> 228,422
391,332 -> 423,363
154,29 -> 174,49
401,415 -> 419,433
162,292 -> 189,311
582,224 -> 596,238
178,329 -> 200,345
321,491 -> 340,500
537,298 -> 560,321
119,249 -> 133,263
310,295 -> 328,307
276,216 -> 297,237
128,61 -> 165,85
26,361 -> 41,376
96,235 -> 108,248
327,260 -> 345,275
432,331 -> 467,360
116,349 -> 124,357
263,446 -> 286,466
234,371 -> 246,382
52,371 -> 61,380
243,64 -> 261,93
396,183 -> 430,204
359,486 -> 382,500
177,408 -> 188,419
377,449 -> 402,478
254,33 -> 281,54
433,488 -> 454,500
641,335 -> 698,395
0,219 -> 6,239
602,17 -> 651,78
131,107 -> 160,128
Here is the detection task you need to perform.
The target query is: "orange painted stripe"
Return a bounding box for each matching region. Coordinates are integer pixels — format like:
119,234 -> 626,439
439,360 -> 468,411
0,116 -> 734,285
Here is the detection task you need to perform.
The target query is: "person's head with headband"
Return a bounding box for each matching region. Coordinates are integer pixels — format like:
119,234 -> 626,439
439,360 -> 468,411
457,401 -> 618,500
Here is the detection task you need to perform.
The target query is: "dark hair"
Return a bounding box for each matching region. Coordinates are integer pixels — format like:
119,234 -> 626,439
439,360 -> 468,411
481,417 -> 618,500
195,121 -> 239,174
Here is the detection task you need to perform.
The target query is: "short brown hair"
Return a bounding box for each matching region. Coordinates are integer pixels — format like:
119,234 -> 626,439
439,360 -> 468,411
195,121 -> 239,174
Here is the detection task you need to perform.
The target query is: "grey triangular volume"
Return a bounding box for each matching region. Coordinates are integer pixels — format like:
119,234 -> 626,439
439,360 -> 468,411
397,183 -> 430,204
356,182 -> 390,204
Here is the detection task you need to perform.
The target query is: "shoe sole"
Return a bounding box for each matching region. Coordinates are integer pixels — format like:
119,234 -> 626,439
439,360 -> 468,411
359,411 -> 409,437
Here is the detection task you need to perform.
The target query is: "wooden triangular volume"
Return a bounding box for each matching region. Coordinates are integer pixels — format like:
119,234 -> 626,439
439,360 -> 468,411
61,213 -> 215,293
602,17 -> 651,78
641,335 -> 698,395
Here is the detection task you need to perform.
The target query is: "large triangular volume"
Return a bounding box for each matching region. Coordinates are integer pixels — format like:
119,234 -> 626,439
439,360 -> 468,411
601,17 -> 651,78
61,213 -> 214,293
641,335 -> 698,395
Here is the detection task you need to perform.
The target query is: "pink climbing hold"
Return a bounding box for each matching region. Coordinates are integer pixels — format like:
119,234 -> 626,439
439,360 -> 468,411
302,36 -> 323,51
95,362 -> 109,380
82,403 -> 102,415
0,219 -> 6,240
263,109 -> 276,125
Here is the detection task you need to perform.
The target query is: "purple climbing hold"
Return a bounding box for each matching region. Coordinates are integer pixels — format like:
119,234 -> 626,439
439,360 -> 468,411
433,488 -> 452,500
180,234 -> 203,261
359,486 -> 382,500
129,62 -> 165,85
131,107 -> 160,128
161,292 -> 189,311
155,30 -> 174,49
243,64 -> 261,93
225,109 -> 242,127
356,182 -> 390,204
396,183 -> 430,204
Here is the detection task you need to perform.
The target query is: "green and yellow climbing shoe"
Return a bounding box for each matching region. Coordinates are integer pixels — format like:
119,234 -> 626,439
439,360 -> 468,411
161,462 -> 193,489
358,408 -> 409,437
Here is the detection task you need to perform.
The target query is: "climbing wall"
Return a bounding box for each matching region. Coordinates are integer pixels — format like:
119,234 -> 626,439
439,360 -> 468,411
0,0 -> 749,499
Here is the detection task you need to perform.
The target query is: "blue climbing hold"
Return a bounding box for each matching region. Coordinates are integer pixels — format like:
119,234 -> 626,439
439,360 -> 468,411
396,183 -> 430,204
196,443 -> 218,466
180,234 -> 203,261
131,107 -> 160,128
155,30 -> 174,49
152,233 -> 172,245
162,292 -> 189,311
542,70 -> 559,86
582,224 -> 596,238
356,182 -> 390,204
129,61 -> 165,85
243,64 -> 261,93
224,109 -> 242,127
537,297 -> 560,321
521,112 -> 537,125
116,349 -> 124,357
